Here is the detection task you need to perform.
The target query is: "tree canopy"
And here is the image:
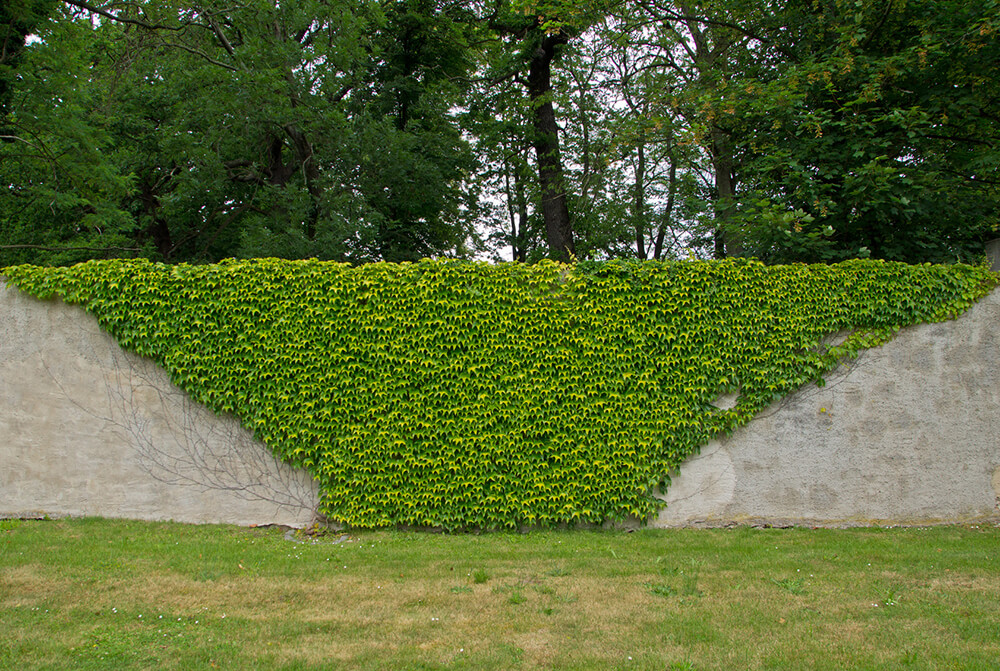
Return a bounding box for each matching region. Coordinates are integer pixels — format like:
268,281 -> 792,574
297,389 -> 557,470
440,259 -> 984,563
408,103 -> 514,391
2,0 -> 997,266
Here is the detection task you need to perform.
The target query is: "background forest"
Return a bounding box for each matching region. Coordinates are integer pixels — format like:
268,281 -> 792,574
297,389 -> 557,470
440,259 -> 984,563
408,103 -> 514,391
1,0 -> 998,267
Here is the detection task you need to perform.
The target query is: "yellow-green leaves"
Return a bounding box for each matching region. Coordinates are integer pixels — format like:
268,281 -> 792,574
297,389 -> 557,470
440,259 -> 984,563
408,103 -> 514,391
3,257 -> 996,529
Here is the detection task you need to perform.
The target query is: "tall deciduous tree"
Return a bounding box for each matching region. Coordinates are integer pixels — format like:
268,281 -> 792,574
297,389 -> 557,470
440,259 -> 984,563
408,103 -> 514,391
482,0 -> 602,261
2,0 -> 996,266
732,0 -> 1000,263
554,9 -> 706,260
348,0 -> 479,262
0,0 -> 480,266
629,0 -> 1000,263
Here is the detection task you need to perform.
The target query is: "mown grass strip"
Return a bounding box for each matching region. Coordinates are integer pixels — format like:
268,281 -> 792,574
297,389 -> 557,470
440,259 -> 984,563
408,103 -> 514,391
2,518 -> 998,670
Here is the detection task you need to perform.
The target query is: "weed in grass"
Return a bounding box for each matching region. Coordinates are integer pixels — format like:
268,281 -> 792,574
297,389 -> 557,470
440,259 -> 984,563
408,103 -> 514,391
881,587 -> 900,606
771,578 -> 806,595
666,560 -> 703,598
532,584 -> 555,595
195,569 -> 222,582
647,561 -> 701,599
680,569 -> 701,598
449,586 -> 472,594
545,566 -> 570,577
539,606 -> 555,616
508,591 -> 527,605
471,568 -> 489,584
646,582 -> 677,598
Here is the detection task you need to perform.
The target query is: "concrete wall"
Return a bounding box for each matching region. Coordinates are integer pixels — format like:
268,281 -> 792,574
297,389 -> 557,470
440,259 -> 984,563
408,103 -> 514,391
0,281 -> 319,526
656,289 -> 1000,527
3,279 -> 998,528
988,238 -> 1000,272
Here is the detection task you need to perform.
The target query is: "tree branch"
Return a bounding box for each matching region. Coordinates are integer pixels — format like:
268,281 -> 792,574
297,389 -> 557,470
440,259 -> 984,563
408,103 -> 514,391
0,134 -> 42,149
204,15 -> 236,57
0,244 -> 143,252
153,39 -> 237,71
63,1 -> 237,70
62,0 -> 186,31
924,133 -> 995,148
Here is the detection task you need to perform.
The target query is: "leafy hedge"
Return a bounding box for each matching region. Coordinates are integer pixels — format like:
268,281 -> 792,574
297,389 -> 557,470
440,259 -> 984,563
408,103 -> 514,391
3,258 -> 996,529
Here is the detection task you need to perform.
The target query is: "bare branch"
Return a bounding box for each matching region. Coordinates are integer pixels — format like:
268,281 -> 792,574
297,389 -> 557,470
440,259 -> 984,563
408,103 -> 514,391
0,134 -> 43,150
0,244 -> 143,252
153,39 -> 237,71
62,0 -> 186,31
204,15 -> 236,57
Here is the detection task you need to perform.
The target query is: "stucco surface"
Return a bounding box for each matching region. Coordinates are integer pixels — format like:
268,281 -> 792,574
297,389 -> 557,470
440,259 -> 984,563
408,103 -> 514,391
0,281 -> 319,526
3,279 -> 998,528
655,288 -> 1000,527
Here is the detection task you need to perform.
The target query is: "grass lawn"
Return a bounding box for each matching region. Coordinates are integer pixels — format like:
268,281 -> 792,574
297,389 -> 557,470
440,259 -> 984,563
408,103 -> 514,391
1,518 -> 998,669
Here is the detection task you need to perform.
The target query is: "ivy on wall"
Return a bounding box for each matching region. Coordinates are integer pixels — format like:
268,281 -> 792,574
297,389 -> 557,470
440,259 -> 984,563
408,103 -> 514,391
3,258 -> 995,529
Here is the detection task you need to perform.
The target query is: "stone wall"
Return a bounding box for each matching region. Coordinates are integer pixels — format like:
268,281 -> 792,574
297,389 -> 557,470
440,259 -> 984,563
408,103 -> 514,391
0,281 -> 318,526
2,279 -> 998,528
656,289 -> 1000,527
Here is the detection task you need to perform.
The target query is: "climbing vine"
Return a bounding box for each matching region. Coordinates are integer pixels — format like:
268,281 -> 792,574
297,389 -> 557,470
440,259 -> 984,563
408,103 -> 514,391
3,258 -> 995,529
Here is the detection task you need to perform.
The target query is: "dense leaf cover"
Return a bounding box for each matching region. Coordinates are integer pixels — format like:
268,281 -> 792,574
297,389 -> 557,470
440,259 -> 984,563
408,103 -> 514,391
3,258 -> 996,528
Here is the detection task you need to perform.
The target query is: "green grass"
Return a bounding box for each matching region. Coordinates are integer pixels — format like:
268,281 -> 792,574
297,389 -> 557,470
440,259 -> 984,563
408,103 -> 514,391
2,518 -> 999,669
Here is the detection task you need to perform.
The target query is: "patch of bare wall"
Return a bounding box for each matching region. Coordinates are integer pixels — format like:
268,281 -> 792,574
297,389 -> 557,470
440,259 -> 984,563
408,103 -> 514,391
0,281 -> 319,526
657,289 -> 1000,527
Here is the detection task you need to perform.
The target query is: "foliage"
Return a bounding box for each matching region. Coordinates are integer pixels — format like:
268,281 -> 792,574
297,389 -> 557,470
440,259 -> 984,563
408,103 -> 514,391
472,0 -> 1000,262
2,0 -> 997,264
4,258 -> 995,529
723,0 -> 1000,263
346,0 -> 480,262
0,0 -> 56,114
0,0 -> 478,266
0,11 -> 136,266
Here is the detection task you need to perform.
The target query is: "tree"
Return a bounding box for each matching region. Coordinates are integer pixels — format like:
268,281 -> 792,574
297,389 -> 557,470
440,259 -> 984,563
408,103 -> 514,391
481,0 -> 604,261
555,9 -> 707,260
3,0 -> 996,267
465,71 -> 543,262
731,0 -> 1000,263
0,9 -> 135,266
628,0 -> 1000,263
0,0 -> 480,266
346,0 -> 479,262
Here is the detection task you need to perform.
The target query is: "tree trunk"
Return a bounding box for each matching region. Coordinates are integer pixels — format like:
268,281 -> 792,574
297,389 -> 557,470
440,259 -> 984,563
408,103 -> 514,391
633,140 -> 647,258
502,149 -> 530,263
527,33 -> 574,261
652,157 -> 677,260
264,134 -> 294,186
514,157 -> 530,263
710,126 -> 742,258
678,3 -> 742,258
284,123 -> 322,240
138,177 -> 172,259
